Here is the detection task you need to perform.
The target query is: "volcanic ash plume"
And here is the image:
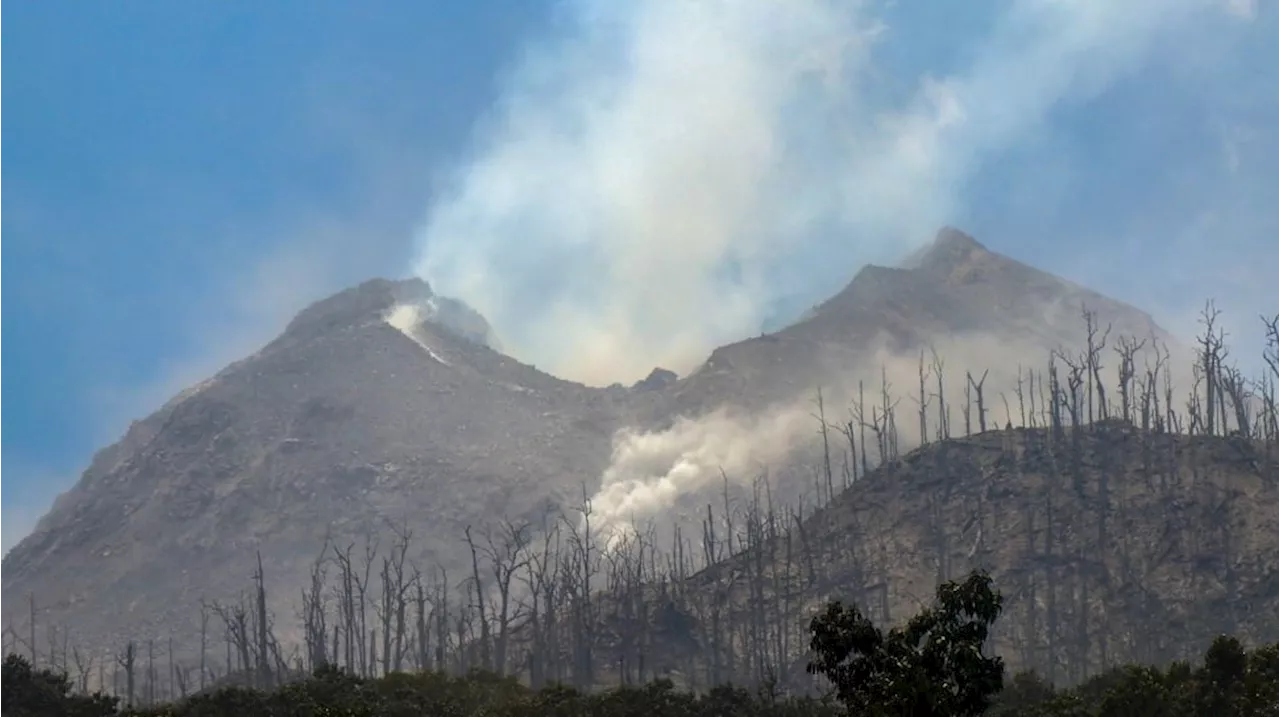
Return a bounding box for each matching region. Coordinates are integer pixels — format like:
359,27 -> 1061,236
414,0 -> 892,385
588,405 -> 814,543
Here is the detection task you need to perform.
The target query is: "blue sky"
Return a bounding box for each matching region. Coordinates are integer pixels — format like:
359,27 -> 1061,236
4,0 -> 1276,550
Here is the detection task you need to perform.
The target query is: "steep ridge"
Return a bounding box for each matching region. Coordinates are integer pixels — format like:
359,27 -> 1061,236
660,227 -> 1172,419
2,278 -> 623,657
0,228 -> 1199,673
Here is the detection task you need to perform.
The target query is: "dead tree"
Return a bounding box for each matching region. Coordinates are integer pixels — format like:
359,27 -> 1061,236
211,600 -> 252,683
463,525 -> 493,671
836,417 -> 860,486
880,366 -> 901,460
482,519 -> 533,675
116,641 -> 137,709
376,523 -> 412,674
331,542 -> 358,671
1114,336 -> 1146,425
432,565 -> 452,670
355,540 -> 379,676
813,388 -> 836,504
564,487 -> 600,688
851,382 -> 870,479
1220,364 -> 1253,436
28,594 -> 37,668
410,568 -> 429,671
1048,356 -> 1064,438
253,552 -> 272,689
968,369 -> 990,433
1258,315 -> 1279,450
1197,302 -> 1226,436
198,601 -> 210,691
1081,308 -> 1112,423
72,646 -> 96,694
1015,365 -> 1028,428
916,350 -> 932,445
300,544 -> 330,672
932,347 -> 950,440
167,636 -> 176,702
519,516 -> 564,687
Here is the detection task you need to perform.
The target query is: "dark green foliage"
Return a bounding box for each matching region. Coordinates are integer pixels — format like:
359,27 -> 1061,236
986,636 -> 1278,717
4,643 -> 1276,717
4,605 -> 1274,717
808,570 -> 1006,716
988,671 -> 1057,714
2,654 -> 119,717
2,656 -> 844,717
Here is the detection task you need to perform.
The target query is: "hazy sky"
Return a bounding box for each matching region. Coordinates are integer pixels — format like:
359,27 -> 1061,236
4,0 -> 1276,552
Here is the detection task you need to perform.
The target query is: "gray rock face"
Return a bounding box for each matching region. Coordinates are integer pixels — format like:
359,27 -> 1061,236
661,228 -> 1174,422
422,294 -> 503,350
3,277 -> 624,658
0,228 -> 1190,664
632,367 -> 679,392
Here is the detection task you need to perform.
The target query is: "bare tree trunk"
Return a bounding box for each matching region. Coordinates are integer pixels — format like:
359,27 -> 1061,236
484,519 -> 532,675
918,350 -> 932,445
28,594 -> 37,668
968,369 -> 990,433
199,601 -> 210,690
117,641 -> 137,709
932,348 -> 949,440
464,525 -> 493,671
1198,302 -> 1224,436
254,552 -> 272,689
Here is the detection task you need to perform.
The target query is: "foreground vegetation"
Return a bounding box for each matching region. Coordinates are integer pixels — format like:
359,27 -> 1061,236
6,571 -> 1275,716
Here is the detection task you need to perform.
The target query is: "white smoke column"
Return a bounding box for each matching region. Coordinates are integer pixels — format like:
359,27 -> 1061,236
416,0 -> 883,385
415,0 -> 1233,386
589,405 -> 814,544
384,303 -> 452,365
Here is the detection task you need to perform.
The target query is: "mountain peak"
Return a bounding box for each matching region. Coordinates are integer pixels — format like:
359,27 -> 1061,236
933,225 -> 986,252
279,278 -> 501,350
899,226 -> 991,271
283,278 -> 432,340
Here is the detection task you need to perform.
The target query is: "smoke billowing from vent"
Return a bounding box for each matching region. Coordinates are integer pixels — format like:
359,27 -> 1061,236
589,405 -> 814,543
413,0 -> 1227,387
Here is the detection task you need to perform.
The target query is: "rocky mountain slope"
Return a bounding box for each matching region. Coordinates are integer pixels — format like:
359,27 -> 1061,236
0,228 -> 1214,675
2,278 -> 622,657
665,422 -> 1279,688
660,227 -> 1172,419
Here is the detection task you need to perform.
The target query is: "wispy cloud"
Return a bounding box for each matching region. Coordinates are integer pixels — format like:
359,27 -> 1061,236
413,0 -> 1254,386
1223,0 -> 1258,20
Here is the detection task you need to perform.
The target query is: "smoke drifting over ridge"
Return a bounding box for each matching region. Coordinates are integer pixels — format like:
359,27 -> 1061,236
415,0 -> 881,385
584,325 -> 1199,545
413,0 -> 1240,387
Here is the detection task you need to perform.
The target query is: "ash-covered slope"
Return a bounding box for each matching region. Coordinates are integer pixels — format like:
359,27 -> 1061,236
615,423 -> 1279,688
1,278 -> 623,655
664,227 -> 1172,416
